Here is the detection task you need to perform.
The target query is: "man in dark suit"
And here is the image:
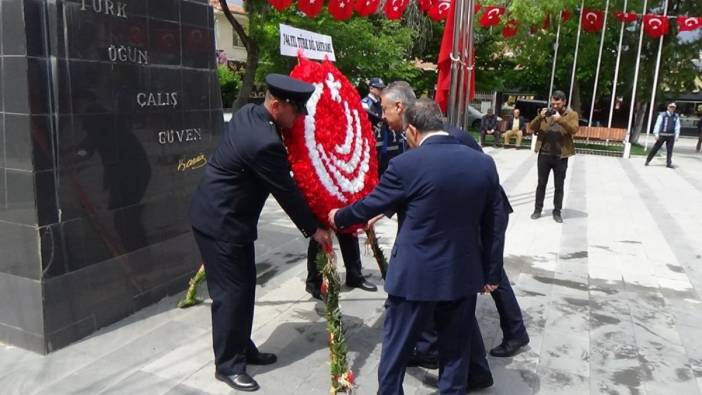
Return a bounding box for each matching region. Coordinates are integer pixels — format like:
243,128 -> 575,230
329,98 -> 503,394
380,86 -> 529,390
190,74 -> 332,392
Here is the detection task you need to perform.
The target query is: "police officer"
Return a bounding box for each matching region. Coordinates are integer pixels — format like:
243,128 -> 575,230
645,102 -> 681,168
362,77 -> 404,174
190,74 -> 332,392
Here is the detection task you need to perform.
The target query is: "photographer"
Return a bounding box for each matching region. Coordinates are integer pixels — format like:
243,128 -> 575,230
529,90 -> 578,223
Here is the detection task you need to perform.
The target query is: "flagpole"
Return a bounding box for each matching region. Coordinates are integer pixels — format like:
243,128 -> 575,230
608,0 -> 628,128
644,0 -> 669,150
568,0 -> 584,104
588,0 -> 610,126
548,16 -> 562,101
447,0 -> 465,126
461,0 -> 476,132
624,0 -> 648,156
455,0 -> 470,129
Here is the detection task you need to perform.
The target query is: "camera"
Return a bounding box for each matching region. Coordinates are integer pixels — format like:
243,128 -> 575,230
544,108 -> 557,117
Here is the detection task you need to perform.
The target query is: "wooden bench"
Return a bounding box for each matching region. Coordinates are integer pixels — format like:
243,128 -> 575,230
574,126 -> 626,145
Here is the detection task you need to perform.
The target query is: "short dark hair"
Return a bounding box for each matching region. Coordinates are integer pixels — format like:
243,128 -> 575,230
551,90 -> 567,101
404,98 -> 445,133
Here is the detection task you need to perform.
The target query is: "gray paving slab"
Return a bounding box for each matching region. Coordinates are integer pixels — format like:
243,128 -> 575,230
3,143 -> 702,394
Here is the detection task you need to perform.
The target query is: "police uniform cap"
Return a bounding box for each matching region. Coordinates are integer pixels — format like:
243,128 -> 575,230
265,73 -> 315,115
369,77 -> 386,89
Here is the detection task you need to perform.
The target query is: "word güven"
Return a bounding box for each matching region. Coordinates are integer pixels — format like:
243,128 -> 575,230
158,128 -> 202,145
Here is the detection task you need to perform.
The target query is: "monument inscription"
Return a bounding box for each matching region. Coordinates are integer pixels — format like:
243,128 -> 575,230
0,0 -> 222,354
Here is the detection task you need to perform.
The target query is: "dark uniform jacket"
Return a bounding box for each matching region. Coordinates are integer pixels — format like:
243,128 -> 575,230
335,135 -> 503,300
190,104 -> 319,242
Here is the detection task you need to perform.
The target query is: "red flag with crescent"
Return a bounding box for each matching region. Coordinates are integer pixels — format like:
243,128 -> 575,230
328,0 -> 354,20
677,16 -> 702,32
502,19 -> 518,38
268,0 -> 293,11
298,0 -> 324,17
428,0 -> 451,21
479,6 -> 505,27
354,0 -> 380,17
581,9 -> 605,33
417,0 -> 433,13
643,14 -> 669,38
384,0 -> 409,20
561,10 -> 572,23
614,10 -> 638,23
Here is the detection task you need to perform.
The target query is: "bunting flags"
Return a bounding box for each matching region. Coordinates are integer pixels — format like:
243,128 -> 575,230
614,10 -> 637,23
478,6 -> 505,27
677,16 -> 702,32
581,9 -> 605,33
278,0 -> 702,39
643,14 -> 669,38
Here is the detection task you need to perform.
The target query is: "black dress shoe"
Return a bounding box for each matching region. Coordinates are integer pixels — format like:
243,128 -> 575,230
467,372 -> 494,392
666,164 -> 675,169
407,351 -> 438,370
215,372 -> 260,392
530,210 -> 541,220
247,352 -> 277,365
552,211 -> 563,223
305,283 -> 323,301
346,279 -> 378,292
489,337 -> 529,357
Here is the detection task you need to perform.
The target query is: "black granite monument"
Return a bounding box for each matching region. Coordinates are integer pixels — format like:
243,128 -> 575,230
0,0 -> 222,353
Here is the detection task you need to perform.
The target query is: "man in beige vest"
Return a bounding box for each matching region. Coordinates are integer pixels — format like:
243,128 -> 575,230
503,108 -> 526,148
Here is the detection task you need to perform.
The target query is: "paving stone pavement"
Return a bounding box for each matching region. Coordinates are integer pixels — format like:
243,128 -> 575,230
2,137 -> 702,395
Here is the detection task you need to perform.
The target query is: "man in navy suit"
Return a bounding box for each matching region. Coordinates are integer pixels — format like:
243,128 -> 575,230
329,98 -> 503,394
380,85 -> 529,390
190,74 -> 332,392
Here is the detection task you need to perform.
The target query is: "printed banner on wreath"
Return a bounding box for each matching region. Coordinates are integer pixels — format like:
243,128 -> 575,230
285,57 -> 379,229
279,24 -> 336,61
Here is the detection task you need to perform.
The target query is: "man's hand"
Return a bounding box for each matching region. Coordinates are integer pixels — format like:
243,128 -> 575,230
540,108 -> 548,118
481,284 -> 498,294
327,208 -> 340,230
551,111 -> 561,122
312,228 -> 333,252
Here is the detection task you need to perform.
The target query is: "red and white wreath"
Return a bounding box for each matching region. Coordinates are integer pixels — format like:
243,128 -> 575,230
284,57 -> 379,229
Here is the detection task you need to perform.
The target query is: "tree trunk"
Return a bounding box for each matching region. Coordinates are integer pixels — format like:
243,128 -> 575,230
631,101 -> 647,144
232,44 -> 258,112
218,0 -> 260,112
571,78 -> 582,117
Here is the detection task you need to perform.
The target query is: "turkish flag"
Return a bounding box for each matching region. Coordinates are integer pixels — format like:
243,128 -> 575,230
474,3 -> 481,14
502,19 -> 518,38
298,0 -> 324,17
643,14 -> 669,38
561,10 -> 572,23
328,0 -> 354,20
435,0 -> 475,113
384,0 -> 409,20
417,0 -> 433,13
614,11 -> 637,23
428,0 -> 451,21
354,0 -> 380,17
581,9 -> 605,33
677,16 -> 702,32
479,6 -> 505,27
267,0 -> 292,11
